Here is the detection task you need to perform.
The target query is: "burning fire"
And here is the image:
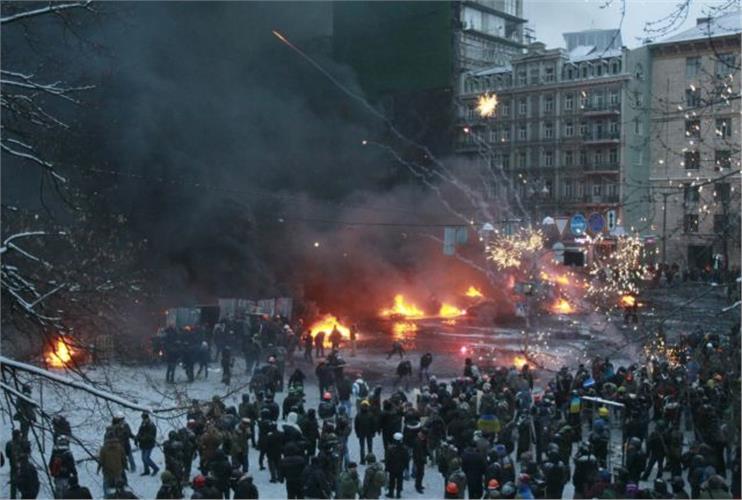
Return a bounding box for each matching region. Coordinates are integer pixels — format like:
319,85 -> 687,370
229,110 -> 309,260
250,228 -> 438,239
512,355 -> 528,369
620,295 -> 637,307
308,314 -> 350,346
47,338 -> 73,368
392,322 -> 418,341
439,303 -> 467,318
380,295 -> 425,319
476,93 -> 498,118
551,298 -> 575,314
465,286 -> 484,298
540,272 -> 570,286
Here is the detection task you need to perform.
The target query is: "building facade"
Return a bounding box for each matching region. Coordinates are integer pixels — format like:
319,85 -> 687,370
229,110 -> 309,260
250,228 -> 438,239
456,32 -> 650,240
457,0 -> 528,71
647,12 -> 741,272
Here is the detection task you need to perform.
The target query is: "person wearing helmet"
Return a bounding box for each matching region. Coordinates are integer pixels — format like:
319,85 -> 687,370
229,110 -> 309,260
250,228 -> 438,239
318,392 -> 336,420
445,481 -> 460,499
385,433 -> 409,498
446,457 -> 467,499
136,412 -> 160,476
48,434 -> 77,497
156,469 -> 182,499
361,453 -> 386,499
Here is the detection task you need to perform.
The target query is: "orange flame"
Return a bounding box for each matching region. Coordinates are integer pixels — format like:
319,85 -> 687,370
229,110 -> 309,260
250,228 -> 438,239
380,294 -> 425,319
512,355 -> 528,369
540,271 -> 570,286
465,286 -> 484,298
47,338 -> 73,368
308,314 -> 350,347
551,297 -> 574,314
392,321 -> 418,341
439,303 -> 467,318
620,295 -> 636,307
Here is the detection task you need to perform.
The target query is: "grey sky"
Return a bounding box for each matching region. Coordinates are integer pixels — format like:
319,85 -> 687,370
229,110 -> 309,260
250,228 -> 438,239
525,0 -> 732,49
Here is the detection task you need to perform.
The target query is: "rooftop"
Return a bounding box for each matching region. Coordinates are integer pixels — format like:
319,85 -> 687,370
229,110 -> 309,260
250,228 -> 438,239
651,10 -> 741,45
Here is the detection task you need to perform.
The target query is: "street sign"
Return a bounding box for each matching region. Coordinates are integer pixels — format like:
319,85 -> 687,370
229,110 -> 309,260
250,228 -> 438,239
606,210 -> 616,231
552,242 -> 565,263
588,213 -> 605,233
555,217 -> 568,235
570,213 -> 587,236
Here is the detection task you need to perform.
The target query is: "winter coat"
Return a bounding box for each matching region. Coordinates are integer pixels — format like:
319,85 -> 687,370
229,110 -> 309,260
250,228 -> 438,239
65,485 -> 93,499
114,422 -> 135,453
362,462 -> 386,499
337,469 -> 361,499
17,459 -> 40,499
197,428 -> 222,464
98,438 -> 126,480
318,401 -> 336,420
379,409 -> 402,441
136,420 -> 157,450
446,468 -> 467,499
354,408 -> 376,439
461,447 -> 487,490
384,443 -> 409,474
337,378 -> 353,401
302,463 -> 331,499
233,475 -> 259,499
49,448 -> 77,479
281,453 -> 306,484
209,452 -> 232,492
265,428 -> 284,460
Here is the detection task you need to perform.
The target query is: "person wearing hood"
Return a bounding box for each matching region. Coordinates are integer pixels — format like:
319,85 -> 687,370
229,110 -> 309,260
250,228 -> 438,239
98,434 -> 126,496
209,449 -> 232,498
446,457 -> 467,499
302,456 -> 331,499
264,422 -> 285,483
48,434 -> 77,497
361,453 -> 386,499
280,441 -> 306,499
155,470 -> 181,499
283,412 -> 306,453
233,473 -> 259,499
461,443 -> 487,499
354,400 -> 376,464
231,418 -> 252,472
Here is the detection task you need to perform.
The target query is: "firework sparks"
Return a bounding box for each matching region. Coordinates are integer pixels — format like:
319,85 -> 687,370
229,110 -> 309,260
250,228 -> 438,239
476,93 -> 498,118
587,236 -> 649,306
487,228 -> 544,270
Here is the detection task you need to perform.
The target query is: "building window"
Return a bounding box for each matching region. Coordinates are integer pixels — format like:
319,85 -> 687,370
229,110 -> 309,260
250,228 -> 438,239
685,88 -> 701,108
715,182 -> 731,202
684,214 -> 699,233
594,92 -> 605,109
609,148 -> 618,164
502,127 -> 510,142
579,91 -> 588,109
581,64 -> 588,78
592,183 -> 603,196
685,151 -> 701,169
684,184 -> 700,203
544,122 -> 553,139
716,118 -> 731,138
518,124 -> 527,140
565,121 -> 574,137
595,150 -> 604,165
530,67 -> 540,85
500,102 -> 510,117
518,151 -> 527,168
489,128 -> 498,143
544,96 -> 554,113
716,53 -> 737,79
544,66 -> 555,82
685,119 -> 701,137
611,60 -> 621,74
609,91 -> 620,106
607,183 -> 618,198
565,94 -> 574,110
517,70 -> 527,86
518,99 -> 527,115
563,181 -> 574,199
609,121 -> 619,135
545,151 -> 553,166
579,150 -> 587,166
715,150 -> 731,170
595,63 -> 603,77
580,122 -> 589,137
565,150 -> 574,166
686,57 -> 701,79
634,119 -> 643,135
501,154 -> 510,170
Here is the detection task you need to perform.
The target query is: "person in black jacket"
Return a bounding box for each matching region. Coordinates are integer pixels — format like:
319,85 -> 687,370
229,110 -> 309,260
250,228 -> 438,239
209,449 -> 233,499
48,435 -> 77,497
280,443 -> 306,499
298,409 -> 320,458
419,353 -> 433,382
461,444 -> 487,499
64,475 -> 93,499
385,433 -> 409,499
264,423 -> 284,483
233,473 -> 259,499
379,400 -> 402,451
354,401 -> 376,464
135,413 -> 159,476
412,430 -> 428,494
16,454 -> 40,499
302,457 -> 331,499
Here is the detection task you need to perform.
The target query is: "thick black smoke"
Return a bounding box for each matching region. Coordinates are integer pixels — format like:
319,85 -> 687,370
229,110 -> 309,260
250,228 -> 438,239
3,2 -> 495,317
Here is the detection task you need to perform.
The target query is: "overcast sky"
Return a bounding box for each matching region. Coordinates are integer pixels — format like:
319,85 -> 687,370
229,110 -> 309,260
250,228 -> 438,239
525,0 -> 731,49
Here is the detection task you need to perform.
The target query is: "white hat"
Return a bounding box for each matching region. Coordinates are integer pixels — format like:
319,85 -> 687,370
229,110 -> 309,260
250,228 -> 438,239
393,432 -> 403,441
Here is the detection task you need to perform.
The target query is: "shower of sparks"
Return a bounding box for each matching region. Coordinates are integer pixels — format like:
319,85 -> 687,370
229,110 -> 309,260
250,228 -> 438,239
587,235 -> 649,305
476,93 -> 498,118
487,228 -> 544,270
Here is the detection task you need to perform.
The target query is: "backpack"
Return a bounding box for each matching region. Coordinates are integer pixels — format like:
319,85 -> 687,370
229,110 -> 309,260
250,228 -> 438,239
357,382 -> 369,399
569,397 -> 581,414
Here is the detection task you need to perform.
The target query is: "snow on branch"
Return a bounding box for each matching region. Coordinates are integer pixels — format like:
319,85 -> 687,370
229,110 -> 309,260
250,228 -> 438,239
0,142 -> 67,183
0,1 -> 94,25
0,356 -> 180,414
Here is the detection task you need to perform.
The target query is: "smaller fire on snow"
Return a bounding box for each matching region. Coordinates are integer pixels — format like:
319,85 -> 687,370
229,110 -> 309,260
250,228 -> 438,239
551,297 -> 575,315
464,286 -> 484,298
46,338 -> 73,368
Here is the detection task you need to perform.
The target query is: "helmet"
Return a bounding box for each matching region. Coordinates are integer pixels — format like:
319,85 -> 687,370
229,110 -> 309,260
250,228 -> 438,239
360,400 -> 370,407
393,432 -> 403,441
115,412 -> 125,420
268,356 -> 276,364
241,417 -> 250,425
598,406 -> 609,417
193,475 -> 206,489
322,392 -> 332,401
488,479 -> 501,489
446,482 -> 459,495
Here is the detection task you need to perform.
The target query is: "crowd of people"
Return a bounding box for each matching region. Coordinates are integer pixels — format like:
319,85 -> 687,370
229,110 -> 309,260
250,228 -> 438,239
3,311 -> 740,499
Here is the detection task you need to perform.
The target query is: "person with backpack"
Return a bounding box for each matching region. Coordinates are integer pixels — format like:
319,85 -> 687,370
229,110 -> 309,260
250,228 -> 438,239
362,453 -> 386,499
48,435 -> 77,498
353,376 -> 370,412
